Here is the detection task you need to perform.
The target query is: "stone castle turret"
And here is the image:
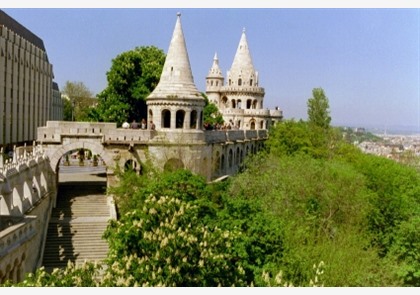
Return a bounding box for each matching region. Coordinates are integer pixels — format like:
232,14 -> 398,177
146,13 -> 205,131
205,53 -> 224,105
206,28 -> 283,130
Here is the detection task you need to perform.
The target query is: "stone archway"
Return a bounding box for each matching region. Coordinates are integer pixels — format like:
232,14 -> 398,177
46,141 -> 112,172
163,158 -> 184,172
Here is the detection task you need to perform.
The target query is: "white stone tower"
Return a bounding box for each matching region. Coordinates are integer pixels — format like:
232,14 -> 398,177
146,13 -> 205,131
205,53 -> 224,106
205,28 -> 283,130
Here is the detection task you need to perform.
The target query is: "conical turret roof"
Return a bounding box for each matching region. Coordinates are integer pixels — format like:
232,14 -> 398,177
147,13 -> 201,100
230,28 -> 256,75
207,52 -> 223,78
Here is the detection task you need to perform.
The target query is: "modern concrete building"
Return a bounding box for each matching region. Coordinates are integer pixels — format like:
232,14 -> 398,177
0,10 -> 62,150
206,29 -> 283,130
51,82 -> 63,121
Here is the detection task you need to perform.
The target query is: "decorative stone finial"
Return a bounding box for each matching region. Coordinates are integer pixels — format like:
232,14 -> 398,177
177,12 -> 181,17
13,145 -> 17,163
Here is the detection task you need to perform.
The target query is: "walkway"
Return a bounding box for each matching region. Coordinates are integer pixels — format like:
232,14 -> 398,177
42,168 -> 115,272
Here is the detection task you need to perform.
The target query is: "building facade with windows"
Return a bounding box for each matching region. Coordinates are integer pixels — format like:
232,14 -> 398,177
0,10 -> 62,149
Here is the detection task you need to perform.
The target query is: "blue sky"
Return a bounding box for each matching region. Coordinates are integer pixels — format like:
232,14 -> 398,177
2,5 -> 420,131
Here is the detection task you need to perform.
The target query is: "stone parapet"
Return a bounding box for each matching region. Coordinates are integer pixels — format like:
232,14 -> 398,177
221,86 -> 265,95
0,215 -> 37,257
204,129 -> 266,144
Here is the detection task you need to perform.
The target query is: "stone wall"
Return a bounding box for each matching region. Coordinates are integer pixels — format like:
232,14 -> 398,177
0,145 -> 55,284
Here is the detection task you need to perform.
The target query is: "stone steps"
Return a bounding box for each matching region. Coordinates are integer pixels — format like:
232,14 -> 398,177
42,181 -> 113,272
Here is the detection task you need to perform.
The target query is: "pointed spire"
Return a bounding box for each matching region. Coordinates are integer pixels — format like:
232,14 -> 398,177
148,13 -> 201,100
207,52 -> 223,78
230,28 -> 255,75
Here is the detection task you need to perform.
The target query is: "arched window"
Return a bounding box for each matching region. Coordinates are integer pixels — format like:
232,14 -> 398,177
176,110 -> 185,129
190,110 -> 197,128
229,79 -> 232,86
228,149 -> 233,168
237,100 -> 242,109
250,120 -> 256,130
252,100 -> 257,109
222,96 -> 228,105
260,120 -> 264,129
164,158 -> 184,172
231,99 -> 236,109
238,78 -> 242,86
236,147 -> 240,165
149,109 -> 154,123
221,154 -> 225,171
250,79 -> 253,86
162,109 -> 171,128
247,99 -> 252,109
214,151 -> 220,172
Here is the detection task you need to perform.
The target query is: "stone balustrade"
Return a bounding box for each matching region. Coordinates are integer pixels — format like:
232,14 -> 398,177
0,144 -> 45,176
0,215 -> 36,256
221,86 -> 265,94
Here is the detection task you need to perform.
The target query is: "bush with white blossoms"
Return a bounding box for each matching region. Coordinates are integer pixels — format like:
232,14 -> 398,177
102,194 -> 249,286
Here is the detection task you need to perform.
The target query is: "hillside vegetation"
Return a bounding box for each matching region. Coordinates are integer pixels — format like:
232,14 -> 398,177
3,88 -> 419,286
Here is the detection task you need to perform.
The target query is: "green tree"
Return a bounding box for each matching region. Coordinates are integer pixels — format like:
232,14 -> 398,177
62,96 -> 73,121
307,87 -> 331,130
62,81 -> 95,121
95,46 -> 165,126
202,93 -> 224,128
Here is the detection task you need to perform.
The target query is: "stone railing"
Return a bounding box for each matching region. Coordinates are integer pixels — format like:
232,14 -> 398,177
0,215 -> 37,257
37,121 -> 116,143
243,109 -> 271,116
221,86 -> 265,94
103,129 -> 156,143
205,129 -> 267,143
0,144 -> 45,175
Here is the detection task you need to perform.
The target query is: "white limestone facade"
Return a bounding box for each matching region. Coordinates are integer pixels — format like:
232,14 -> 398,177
146,13 -> 205,132
206,29 -> 283,130
0,10 -> 62,148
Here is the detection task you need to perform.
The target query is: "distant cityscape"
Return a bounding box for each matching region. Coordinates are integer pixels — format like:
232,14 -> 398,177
341,125 -> 420,163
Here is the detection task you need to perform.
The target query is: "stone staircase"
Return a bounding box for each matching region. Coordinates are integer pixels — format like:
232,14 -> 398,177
42,182 -> 114,272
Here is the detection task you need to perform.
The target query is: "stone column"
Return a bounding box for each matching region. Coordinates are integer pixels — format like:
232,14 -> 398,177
184,110 -> 191,129
170,109 -> 176,129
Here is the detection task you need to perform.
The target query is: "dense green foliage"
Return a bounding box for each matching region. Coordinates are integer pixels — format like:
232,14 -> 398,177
4,88 -> 419,287
93,46 -> 165,126
307,87 -> 331,130
202,93 -> 224,128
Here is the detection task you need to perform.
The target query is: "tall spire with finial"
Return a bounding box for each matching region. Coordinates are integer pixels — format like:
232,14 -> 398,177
207,52 -> 223,78
227,28 -> 258,87
147,12 -> 201,100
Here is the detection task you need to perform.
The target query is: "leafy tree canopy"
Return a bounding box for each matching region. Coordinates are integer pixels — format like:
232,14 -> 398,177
307,87 -> 331,130
202,93 -> 224,128
62,81 -> 95,121
94,46 -> 165,126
